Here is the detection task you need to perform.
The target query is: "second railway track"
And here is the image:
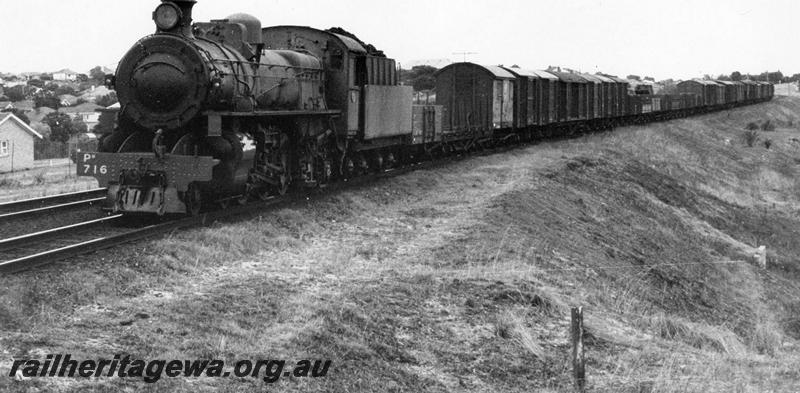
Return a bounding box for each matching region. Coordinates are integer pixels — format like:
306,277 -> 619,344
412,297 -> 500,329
0,188 -> 108,220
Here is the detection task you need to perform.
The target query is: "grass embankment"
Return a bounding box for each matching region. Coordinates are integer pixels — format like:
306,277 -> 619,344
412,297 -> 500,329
3,98 -> 800,392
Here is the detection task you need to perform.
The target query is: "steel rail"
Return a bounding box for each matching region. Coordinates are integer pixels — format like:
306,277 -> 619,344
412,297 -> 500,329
0,197 -> 108,220
0,196 -> 290,274
0,188 -> 108,217
0,215 -> 123,252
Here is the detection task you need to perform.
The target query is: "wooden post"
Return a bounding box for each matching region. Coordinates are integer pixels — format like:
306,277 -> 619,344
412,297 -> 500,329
571,306 -> 586,392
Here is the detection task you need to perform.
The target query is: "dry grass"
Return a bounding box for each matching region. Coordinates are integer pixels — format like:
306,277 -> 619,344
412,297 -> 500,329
0,163 -> 97,202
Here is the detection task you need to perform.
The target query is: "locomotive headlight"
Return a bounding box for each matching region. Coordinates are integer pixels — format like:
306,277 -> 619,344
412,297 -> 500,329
153,2 -> 182,31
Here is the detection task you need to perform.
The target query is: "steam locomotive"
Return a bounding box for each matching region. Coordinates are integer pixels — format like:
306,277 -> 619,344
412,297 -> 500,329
77,0 -> 773,215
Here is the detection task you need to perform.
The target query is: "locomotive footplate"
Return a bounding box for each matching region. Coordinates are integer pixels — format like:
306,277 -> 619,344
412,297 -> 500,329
77,152 -> 219,214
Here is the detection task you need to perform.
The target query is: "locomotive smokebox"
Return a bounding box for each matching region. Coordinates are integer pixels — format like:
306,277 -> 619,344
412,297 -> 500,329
115,34 -> 210,130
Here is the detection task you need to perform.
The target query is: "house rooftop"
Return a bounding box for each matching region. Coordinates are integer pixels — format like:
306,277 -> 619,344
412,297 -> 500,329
60,102 -> 102,113
0,113 -> 44,139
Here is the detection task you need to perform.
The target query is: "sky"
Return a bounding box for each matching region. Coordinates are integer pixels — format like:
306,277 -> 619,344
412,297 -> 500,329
0,0 -> 795,81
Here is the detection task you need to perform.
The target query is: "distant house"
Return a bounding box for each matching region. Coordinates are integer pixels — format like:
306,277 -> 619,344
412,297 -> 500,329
2,80 -> 26,88
52,69 -> 78,81
58,94 -> 79,107
60,102 -> 102,130
12,100 -> 34,113
19,72 -> 39,81
79,85 -> 112,103
0,113 -> 43,172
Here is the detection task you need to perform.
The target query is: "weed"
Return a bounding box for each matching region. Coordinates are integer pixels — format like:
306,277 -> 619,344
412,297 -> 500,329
33,171 -> 46,185
764,139 -> 773,149
750,322 -> 781,356
495,309 -> 547,359
743,130 -> 759,147
745,122 -> 760,131
761,120 -> 775,131
644,313 -> 746,356
0,177 -> 21,188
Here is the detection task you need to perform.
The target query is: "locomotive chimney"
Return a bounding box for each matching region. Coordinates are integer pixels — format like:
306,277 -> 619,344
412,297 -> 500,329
173,0 -> 196,36
153,0 -> 196,37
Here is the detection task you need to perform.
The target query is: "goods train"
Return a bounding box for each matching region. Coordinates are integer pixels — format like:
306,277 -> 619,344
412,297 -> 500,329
77,0 -> 774,215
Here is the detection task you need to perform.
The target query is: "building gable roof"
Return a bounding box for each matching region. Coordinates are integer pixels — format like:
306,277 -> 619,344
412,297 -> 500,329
0,113 -> 44,139
60,102 -> 102,114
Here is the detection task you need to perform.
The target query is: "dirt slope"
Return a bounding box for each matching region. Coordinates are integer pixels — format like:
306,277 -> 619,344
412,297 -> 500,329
3,98 -> 800,392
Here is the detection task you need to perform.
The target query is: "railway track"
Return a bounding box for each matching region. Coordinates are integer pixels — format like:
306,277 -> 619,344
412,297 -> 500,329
0,188 -> 108,220
0,144 -> 495,274
0,196 -> 289,274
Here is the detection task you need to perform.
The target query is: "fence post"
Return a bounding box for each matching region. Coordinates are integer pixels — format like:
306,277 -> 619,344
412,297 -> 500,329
571,306 -> 586,392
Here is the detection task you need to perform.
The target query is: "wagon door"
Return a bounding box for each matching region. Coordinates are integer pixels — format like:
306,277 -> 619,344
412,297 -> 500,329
492,79 -> 513,128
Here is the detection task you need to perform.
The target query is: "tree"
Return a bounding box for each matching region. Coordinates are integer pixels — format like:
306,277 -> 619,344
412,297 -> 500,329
716,74 -> 731,81
89,66 -> 106,83
626,75 -> 641,81
27,79 -> 44,88
730,71 -> 742,81
659,79 -> 677,94
54,85 -> 76,96
402,65 -> 437,92
34,92 -> 60,110
39,74 -> 52,81
768,71 -> 784,83
95,92 -> 118,107
72,118 -> 88,134
93,110 -> 116,135
76,74 -> 89,83
5,85 -> 25,101
1,108 -> 30,124
44,112 -> 77,143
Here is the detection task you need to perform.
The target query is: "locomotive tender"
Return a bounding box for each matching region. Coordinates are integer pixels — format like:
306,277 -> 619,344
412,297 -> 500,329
78,0 -> 774,215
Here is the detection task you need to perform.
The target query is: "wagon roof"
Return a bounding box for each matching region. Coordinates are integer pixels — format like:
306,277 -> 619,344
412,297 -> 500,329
683,79 -> 720,86
330,33 -> 367,54
579,73 -> 604,83
590,74 -> 615,83
600,75 -> 629,84
739,80 -> 758,85
714,80 -> 735,85
548,71 -> 587,83
483,65 -> 516,79
501,67 -> 558,80
438,63 -> 515,79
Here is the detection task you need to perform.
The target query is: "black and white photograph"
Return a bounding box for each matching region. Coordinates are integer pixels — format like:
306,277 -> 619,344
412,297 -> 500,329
0,0 -> 798,391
